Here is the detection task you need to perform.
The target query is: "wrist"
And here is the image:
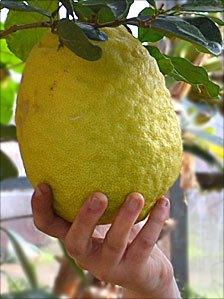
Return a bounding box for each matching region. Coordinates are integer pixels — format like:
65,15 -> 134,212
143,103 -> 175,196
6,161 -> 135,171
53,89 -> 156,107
123,276 -> 181,299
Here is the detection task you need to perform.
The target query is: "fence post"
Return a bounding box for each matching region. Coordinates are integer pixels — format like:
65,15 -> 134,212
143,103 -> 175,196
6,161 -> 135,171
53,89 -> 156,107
170,178 -> 188,293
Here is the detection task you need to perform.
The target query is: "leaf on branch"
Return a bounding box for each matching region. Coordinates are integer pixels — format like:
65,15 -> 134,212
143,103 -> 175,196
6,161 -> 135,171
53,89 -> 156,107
76,22 -> 108,41
151,16 -> 222,56
58,18 -> 102,61
0,24 -> 24,73
73,2 -> 94,21
0,150 -> 18,181
169,56 -> 221,98
0,0 -> 52,17
147,46 -> 173,75
146,46 -> 221,98
138,8 -> 164,43
5,0 -> 58,61
180,0 -> 224,12
77,0 -> 133,19
184,17 -> 222,50
97,6 -> 116,23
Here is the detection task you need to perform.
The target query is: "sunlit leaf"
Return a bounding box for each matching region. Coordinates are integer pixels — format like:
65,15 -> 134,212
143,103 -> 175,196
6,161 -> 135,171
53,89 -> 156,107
5,0 -> 58,61
169,56 -> 221,98
147,46 -> 174,75
0,79 -> 18,125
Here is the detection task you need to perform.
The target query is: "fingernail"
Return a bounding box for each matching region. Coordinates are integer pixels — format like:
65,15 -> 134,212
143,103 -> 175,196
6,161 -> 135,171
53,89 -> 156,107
89,193 -> 107,212
157,197 -> 169,208
126,193 -> 144,212
33,186 -> 42,198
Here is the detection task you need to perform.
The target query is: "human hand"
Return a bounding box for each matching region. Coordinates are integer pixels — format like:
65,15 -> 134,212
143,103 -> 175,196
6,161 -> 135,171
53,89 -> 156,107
31,184 -> 180,299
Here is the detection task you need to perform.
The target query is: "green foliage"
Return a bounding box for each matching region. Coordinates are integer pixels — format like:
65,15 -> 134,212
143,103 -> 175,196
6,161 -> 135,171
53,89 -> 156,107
0,0 -> 53,17
138,8 -> 164,42
0,23 -> 24,73
0,227 -> 39,289
5,0 -> 58,61
147,46 -> 220,98
151,16 -> 222,56
0,78 -> 18,125
0,124 -> 17,142
0,150 -> 18,181
180,0 -> 224,13
58,18 -> 102,60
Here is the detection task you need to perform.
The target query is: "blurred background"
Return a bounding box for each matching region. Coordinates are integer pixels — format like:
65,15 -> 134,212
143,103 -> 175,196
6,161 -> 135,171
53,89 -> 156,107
0,1 -> 223,298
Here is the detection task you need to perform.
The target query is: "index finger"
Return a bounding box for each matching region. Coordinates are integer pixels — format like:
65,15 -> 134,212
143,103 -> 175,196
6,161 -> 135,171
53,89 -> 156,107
31,183 -> 71,240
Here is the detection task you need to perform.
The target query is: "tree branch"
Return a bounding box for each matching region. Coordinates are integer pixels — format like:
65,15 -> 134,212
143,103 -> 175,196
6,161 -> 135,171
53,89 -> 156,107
0,16 -> 156,39
0,21 -> 52,39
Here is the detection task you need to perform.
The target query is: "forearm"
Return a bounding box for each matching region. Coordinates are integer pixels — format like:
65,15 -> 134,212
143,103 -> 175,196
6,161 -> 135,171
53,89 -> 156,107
122,277 -> 181,299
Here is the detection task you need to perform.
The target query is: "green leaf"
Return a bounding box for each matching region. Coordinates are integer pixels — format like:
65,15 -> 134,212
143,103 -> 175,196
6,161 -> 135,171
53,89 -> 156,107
183,143 -> 223,170
147,46 -> 174,75
180,0 -> 224,12
184,17 -> 222,48
73,2 -> 94,21
0,23 -> 24,73
138,8 -> 164,43
0,0 -> 52,17
76,22 -> 108,41
78,0 -> 133,18
97,6 -> 115,23
1,289 -> 59,299
5,0 -> 58,61
146,0 -> 156,8
58,18 -> 102,61
151,16 -> 222,56
168,56 -> 221,98
0,124 -> 17,142
206,15 -> 224,26
0,227 -> 38,287
0,79 -> 18,125
0,150 -> 18,181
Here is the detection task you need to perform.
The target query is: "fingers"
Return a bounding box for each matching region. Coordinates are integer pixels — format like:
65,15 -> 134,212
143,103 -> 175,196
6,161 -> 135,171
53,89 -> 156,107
101,193 -> 144,265
31,183 -> 70,240
125,197 -> 170,263
64,193 -> 108,260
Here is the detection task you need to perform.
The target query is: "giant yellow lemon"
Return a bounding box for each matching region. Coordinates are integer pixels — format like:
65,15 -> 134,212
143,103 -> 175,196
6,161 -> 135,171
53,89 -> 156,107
16,26 -> 182,224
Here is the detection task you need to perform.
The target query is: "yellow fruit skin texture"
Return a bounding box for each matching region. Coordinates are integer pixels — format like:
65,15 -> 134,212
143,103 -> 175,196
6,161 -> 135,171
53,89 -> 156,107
16,26 -> 182,224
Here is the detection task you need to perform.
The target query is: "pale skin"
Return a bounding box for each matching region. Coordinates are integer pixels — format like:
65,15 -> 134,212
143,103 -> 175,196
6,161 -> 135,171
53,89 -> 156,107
31,183 -> 181,299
